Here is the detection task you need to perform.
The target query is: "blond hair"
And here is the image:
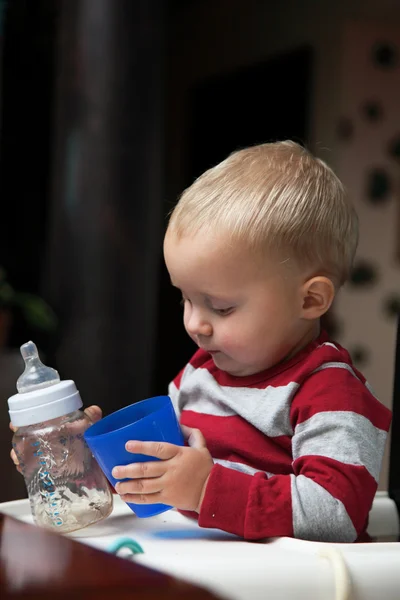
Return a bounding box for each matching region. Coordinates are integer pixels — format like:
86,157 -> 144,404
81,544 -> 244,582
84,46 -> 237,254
168,141 -> 358,286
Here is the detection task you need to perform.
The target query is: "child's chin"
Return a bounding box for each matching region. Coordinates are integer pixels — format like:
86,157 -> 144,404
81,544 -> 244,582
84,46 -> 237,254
210,352 -> 230,369
212,354 -> 252,377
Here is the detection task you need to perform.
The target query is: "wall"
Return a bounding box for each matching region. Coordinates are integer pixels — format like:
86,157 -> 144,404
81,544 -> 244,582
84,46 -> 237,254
335,22 -> 400,488
168,0 -> 400,488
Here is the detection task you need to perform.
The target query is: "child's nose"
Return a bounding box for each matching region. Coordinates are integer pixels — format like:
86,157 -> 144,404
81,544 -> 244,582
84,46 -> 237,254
186,311 -> 213,337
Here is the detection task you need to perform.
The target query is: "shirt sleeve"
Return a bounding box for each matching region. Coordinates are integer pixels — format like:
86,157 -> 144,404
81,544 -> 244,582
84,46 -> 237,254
198,367 -> 392,541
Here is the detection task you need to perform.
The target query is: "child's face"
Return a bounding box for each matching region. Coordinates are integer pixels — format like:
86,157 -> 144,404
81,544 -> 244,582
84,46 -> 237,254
164,230 -> 315,377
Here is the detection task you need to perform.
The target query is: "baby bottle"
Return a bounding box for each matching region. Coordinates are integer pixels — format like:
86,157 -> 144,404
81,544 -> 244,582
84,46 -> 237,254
8,341 -> 113,533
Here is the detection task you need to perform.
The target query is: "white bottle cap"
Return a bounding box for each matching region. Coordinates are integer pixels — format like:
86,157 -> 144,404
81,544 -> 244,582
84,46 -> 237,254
8,380 -> 83,427
8,341 -> 83,427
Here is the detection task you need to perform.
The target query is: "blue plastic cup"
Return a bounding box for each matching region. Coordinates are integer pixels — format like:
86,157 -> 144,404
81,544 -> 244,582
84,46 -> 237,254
84,395 -> 184,518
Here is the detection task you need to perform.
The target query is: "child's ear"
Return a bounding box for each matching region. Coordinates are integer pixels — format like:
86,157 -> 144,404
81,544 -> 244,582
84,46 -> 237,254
300,276 -> 335,320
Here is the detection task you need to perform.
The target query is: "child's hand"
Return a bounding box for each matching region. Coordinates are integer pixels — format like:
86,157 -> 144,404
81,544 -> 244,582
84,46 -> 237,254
112,426 -> 213,513
9,421 -> 22,473
83,405 -> 103,424
9,405 -> 103,472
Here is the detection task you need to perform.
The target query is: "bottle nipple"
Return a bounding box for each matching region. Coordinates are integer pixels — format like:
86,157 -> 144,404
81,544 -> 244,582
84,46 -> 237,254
17,341 -> 60,393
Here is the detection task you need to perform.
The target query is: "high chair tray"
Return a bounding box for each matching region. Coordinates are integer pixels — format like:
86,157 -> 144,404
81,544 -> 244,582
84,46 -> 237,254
1,491 -> 399,600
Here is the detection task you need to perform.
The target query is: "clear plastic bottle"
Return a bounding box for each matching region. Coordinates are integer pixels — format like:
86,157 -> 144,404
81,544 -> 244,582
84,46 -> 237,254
8,341 -> 113,533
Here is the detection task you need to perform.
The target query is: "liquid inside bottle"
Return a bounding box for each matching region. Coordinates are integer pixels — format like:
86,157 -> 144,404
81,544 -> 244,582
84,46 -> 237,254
13,410 -> 113,533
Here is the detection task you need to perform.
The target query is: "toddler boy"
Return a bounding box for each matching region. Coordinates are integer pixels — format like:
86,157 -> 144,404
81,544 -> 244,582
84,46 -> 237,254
113,141 -> 391,542
12,141 -> 392,542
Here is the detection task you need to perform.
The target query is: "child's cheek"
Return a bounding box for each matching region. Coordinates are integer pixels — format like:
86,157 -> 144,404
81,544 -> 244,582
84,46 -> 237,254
218,329 -> 244,354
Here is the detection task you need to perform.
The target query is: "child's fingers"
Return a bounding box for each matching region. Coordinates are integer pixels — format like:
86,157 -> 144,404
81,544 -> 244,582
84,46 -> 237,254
84,405 -> 103,423
181,425 -> 207,448
180,425 -> 193,439
9,422 -> 17,433
125,440 -> 179,460
116,477 -> 163,496
185,427 -> 207,449
112,461 -> 165,480
10,448 -> 19,466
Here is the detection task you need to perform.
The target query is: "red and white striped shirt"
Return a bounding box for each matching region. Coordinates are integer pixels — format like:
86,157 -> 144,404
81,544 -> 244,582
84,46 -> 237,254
169,331 -> 392,541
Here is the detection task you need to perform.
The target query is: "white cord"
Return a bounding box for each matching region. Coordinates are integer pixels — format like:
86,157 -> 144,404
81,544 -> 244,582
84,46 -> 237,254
317,546 -> 352,600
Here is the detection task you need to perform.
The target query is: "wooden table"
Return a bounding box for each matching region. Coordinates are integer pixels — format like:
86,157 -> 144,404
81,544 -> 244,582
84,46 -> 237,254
0,513 -> 220,599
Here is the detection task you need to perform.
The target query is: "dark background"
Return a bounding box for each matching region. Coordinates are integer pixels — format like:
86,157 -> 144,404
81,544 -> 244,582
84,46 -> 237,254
0,0 -> 311,402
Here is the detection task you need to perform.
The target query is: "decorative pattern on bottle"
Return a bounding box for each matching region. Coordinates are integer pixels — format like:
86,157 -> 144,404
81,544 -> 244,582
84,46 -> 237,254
33,439 -> 64,527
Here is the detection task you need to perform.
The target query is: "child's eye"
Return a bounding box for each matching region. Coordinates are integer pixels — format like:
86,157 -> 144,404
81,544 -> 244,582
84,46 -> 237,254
213,307 -> 234,316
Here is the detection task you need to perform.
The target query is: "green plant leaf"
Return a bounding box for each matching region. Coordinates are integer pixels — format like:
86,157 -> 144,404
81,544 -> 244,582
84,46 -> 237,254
14,293 -> 58,332
0,281 -> 15,305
